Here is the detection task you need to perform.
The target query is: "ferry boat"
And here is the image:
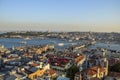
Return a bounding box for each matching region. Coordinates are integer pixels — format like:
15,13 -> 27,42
24,37 -> 31,40
69,40 -> 72,42
58,43 -> 64,46
20,41 -> 27,44
0,44 -> 4,49
91,41 -> 96,44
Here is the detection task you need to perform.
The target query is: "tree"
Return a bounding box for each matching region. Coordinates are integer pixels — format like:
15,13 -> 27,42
110,63 -> 120,72
66,65 -> 79,80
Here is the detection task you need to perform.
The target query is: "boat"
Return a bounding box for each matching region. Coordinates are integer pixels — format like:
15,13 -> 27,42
24,37 -> 30,40
91,41 -> 96,44
58,43 -> 64,46
20,41 -> 27,44
71,43 -> 76,45
69,40 -> 72,42
0,44 -> 4,49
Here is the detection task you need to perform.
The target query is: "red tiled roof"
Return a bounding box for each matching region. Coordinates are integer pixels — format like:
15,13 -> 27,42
7,57 -> 19,59
85,66 -> 105,76
47,69 -> 56,75
74,55 -> 84,63
31,63 -> 39,67
48,57 -> 69,67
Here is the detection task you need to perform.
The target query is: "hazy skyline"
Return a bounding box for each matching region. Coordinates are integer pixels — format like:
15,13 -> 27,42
0,0 -> 120,32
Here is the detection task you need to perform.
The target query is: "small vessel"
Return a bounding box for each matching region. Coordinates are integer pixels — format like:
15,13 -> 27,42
58,43 -> 64,46
71,43 -> 76,45
40,37 -> 44,40
50,40 -> 56,44
91,41 -> 96,44
69,40 -> 72,42
0,44 -> 4,49
24,37 -> 30,40
20,41 -> 27,44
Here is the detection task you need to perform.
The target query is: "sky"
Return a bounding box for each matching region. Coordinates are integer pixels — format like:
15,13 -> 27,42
0,0 -> 120,32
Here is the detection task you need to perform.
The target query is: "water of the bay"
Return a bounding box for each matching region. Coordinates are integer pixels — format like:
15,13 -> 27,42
0,38 -> 120,51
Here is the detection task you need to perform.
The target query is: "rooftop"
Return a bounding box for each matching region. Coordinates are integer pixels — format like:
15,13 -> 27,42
85,66 -> 105,75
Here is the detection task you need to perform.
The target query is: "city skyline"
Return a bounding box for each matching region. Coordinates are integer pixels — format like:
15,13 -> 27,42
0,0 -> 120,32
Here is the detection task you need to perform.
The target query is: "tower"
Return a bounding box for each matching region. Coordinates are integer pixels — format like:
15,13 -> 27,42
74,65 -> 82,80
79,65 -> 83,80
12,45 -> 15,50
102,49 -> 107,58
85,55 -> 89,68
33,53 -> 38,61
104,60 -> 108,76
0,56 -> 4,70
100,49 -> 108,76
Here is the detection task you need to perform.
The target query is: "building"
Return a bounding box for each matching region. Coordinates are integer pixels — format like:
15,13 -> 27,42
48,56 -> 73,76
75,49 -> 108,80
84,66 -> 106,79
57,76 -> 70,80
74,54 -> 86,67
0,56 -> 4,70
74,72 -> 82,80
24,63 -> 50,80
104,72 -> 120,80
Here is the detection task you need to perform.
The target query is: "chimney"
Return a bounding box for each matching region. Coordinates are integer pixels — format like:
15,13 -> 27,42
97,67 -> 99,78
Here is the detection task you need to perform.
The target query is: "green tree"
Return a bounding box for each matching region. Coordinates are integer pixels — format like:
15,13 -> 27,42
110,63 -> 120,72
66,65 -> 79,80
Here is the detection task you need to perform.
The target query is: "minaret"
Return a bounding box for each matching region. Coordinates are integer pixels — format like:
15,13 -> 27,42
101,49 -> 108,76
12,45 -> 15,50
79,65 -> 82,80
1,44 -> 4,49
74,65 -> 83,80
95,56 -> 99,66
102,49 -> 107,58
86,55 -> 89,68
0,56 -> 4,70
104,60 -> 108,76
100,49 -> 107,66
97,67 -> 100,78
